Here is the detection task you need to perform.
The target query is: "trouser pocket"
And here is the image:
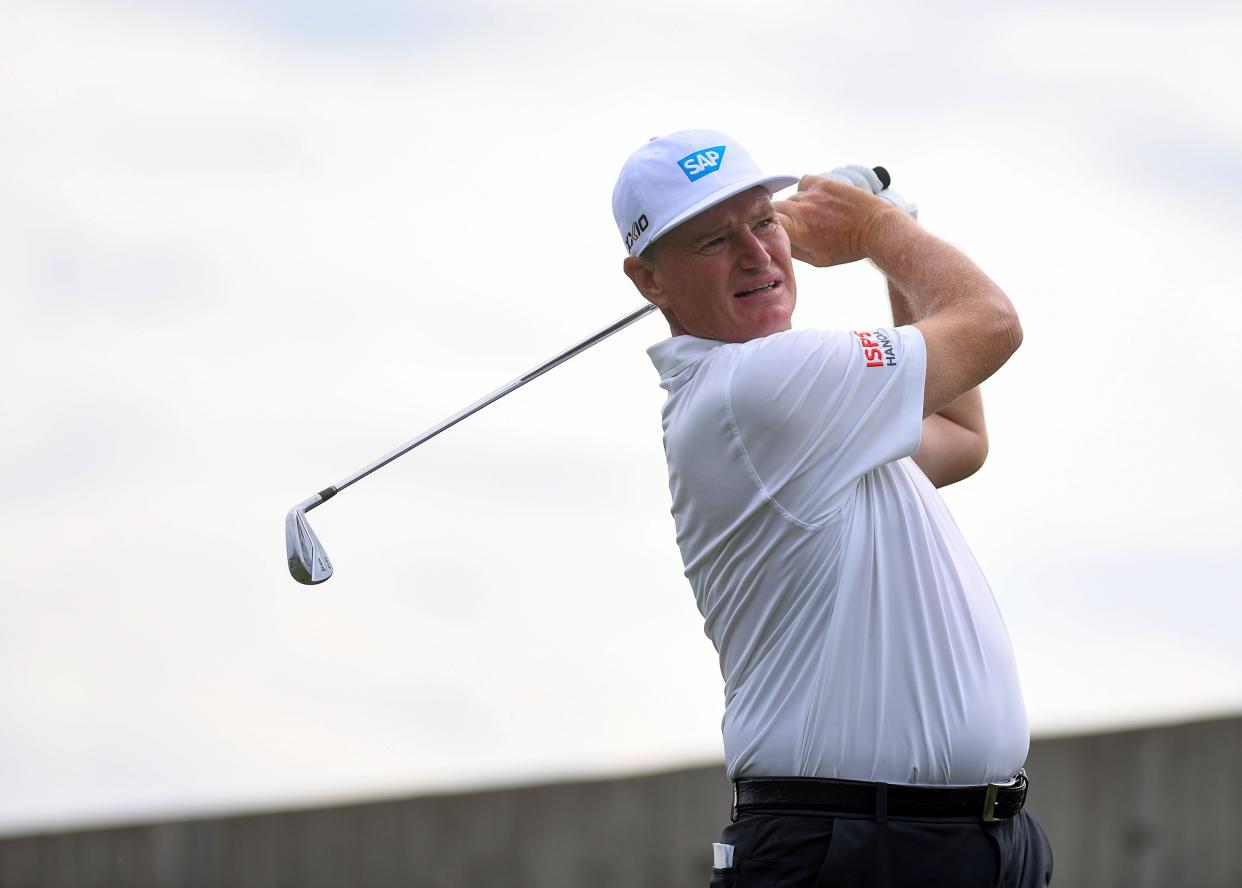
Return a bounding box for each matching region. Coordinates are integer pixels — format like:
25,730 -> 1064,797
986,810 -> 1054,887
708,858 -> 776,887
711,814 -> 782,886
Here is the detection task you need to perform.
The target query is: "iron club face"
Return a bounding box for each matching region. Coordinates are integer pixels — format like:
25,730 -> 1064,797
286,498 -> 333,585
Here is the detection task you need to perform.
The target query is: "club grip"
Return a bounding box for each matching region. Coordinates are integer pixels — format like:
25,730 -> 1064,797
815,166 -> 892,190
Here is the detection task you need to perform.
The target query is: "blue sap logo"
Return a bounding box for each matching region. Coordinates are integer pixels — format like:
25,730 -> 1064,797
678,146 -> 727,182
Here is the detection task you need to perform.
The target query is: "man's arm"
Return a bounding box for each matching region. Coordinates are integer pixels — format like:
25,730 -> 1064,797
776,175 -> 1022,446
888,280 -> 988,488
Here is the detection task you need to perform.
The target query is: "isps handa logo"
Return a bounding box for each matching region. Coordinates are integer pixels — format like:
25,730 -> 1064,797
854,330 -> 897,368
678,145 -> 727,182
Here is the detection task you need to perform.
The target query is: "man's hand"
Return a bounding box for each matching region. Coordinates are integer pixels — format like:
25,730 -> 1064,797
775,174 -> 903,268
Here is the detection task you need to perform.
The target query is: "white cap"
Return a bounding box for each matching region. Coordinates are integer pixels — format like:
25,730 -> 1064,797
612,129 -> 798,257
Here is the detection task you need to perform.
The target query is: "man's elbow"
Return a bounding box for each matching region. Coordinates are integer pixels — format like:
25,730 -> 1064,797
964,290 -> 1022,377
1002,313 -> 1023,360
936,433 -> 988,487
957,434 -> 989,485
993,295 -> 1023,362
972,301 -> 1022,385
916,418 -> 989,488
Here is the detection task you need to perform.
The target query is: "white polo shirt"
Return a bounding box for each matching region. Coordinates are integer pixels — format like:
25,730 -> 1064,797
648,326 -> 1028,787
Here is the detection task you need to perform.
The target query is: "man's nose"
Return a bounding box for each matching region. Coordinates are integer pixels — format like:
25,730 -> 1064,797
737,228 -> 770,269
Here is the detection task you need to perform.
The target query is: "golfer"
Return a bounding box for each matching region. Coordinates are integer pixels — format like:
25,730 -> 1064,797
614,130 -> 1053,886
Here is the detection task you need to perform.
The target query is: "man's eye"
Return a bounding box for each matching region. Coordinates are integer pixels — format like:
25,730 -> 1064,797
702,237 -> 725,249
756,218 -> 773,230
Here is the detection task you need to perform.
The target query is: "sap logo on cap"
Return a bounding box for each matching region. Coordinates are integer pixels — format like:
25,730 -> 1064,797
678,145 -> 727,182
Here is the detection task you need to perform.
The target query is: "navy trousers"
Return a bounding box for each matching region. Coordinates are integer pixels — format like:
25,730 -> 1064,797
709,808 -> 1053,887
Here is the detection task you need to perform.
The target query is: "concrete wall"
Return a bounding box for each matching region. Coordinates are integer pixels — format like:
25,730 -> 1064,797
1023,714 -> 1242,887
2,714 -> 1240,888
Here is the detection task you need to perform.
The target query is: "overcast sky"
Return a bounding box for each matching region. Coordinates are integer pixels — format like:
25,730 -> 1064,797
2,0 -> 1240,835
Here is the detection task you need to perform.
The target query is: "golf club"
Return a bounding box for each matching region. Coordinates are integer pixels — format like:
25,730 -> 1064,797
285,302 -> 658,584
285,165 -> 892,585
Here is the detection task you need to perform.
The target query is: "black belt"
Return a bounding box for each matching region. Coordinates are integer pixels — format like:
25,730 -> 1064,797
732,771 -> 1027,823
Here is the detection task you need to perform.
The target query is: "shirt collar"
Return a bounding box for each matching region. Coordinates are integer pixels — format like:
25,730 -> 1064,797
647,335 -> 725,391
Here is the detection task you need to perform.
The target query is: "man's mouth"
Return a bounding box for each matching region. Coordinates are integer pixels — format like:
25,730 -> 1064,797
734,279 -> 781,298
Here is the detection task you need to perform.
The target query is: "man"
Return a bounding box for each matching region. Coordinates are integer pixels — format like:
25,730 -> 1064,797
613,130 -> 1053,887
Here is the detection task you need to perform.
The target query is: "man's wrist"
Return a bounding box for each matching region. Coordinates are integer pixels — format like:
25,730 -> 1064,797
858,205 -> 921,267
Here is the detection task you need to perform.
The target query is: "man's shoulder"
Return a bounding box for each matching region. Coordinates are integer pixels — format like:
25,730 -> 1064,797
727,325 -> 921,428
728,328 -> 856,388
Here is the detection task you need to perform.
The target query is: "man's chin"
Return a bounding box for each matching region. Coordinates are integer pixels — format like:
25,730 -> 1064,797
752,307 -> 795,340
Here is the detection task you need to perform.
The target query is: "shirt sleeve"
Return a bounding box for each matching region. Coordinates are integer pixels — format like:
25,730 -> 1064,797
726,326 -> 927,525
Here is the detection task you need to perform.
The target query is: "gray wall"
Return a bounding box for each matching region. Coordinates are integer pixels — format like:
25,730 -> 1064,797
3,715 -> 1240,888
1023,714 -> 1242,887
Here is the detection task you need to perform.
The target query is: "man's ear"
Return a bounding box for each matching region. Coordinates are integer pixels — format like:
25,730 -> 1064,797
622,255 -> 667,309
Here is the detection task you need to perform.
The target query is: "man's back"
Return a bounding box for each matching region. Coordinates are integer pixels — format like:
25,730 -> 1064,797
649,327 -> 1027,785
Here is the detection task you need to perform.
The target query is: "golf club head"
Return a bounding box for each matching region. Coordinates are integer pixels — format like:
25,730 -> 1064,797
286,506 -> 333,584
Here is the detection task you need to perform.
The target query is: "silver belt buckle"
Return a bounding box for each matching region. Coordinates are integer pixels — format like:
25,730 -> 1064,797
981,782 -> 1001,822
982,769 -> 1025,822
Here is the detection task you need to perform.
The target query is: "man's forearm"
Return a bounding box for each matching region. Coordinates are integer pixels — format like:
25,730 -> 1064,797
888,278 -> 916,327
868,212 -> 1014,326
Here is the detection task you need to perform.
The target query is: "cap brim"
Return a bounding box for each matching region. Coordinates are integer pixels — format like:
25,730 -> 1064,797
640,173 -> 799,255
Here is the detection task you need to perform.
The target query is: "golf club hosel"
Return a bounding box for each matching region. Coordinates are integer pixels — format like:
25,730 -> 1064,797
298,493 -> 326,513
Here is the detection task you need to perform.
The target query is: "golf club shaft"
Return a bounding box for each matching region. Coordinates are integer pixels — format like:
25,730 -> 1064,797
302,302 -> 659,513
